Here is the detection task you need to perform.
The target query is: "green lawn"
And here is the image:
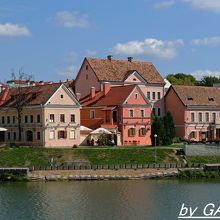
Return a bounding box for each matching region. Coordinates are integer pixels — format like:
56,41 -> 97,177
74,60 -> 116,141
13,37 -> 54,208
0,146 -> 182,167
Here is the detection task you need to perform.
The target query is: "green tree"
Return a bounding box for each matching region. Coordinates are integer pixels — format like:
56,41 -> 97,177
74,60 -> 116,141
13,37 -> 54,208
198,76 -> 220,87
166,73 -> 197,86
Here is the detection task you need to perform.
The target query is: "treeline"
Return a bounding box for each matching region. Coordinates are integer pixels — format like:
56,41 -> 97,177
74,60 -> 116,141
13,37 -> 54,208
166,73 -> 220,87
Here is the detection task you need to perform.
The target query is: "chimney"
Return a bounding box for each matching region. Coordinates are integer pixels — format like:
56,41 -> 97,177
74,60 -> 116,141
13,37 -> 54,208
127,57 -> 133,62
76,92 -> 81,101
90,87 -> 96,99
107,55 -> 113,61
103,82 -> 111,96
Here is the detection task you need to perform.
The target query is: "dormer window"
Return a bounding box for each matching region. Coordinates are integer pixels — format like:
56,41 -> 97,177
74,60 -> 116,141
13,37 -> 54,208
61,94 -> 64,99
133,78 -> 136,81
187,97 -> 193,101
208,97 -> 214,101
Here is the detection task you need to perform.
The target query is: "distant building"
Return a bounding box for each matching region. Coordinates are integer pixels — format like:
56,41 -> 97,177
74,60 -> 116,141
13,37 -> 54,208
165,85 -> 220,142
80,83 -> 151,146
75,56 -> 165,117
0,83 -> 81,147
6,80 -> 53,88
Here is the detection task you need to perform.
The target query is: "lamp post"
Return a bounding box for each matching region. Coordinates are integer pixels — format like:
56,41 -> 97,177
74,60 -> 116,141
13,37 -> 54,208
154,134 -> 157,163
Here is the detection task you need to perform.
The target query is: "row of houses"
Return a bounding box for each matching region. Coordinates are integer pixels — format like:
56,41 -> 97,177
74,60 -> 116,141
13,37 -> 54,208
1,56 -> 220,147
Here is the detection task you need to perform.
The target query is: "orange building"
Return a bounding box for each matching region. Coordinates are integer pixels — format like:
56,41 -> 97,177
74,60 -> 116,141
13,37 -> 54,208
80,83 -> 151,146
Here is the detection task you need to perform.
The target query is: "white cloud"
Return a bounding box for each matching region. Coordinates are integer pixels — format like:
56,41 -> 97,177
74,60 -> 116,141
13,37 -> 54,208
54,11 -> 89,28
0,23 -> 31,37
184,0 -> 220,13
191,37 -> 220,47
190,69 -> 220,79
86,49 -> 99,55
154,0 -> 175,9
57,65 -> 79,78
111,38 -> 184,59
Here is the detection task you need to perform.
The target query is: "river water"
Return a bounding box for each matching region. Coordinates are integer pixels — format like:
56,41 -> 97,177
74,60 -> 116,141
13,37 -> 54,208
0,180 -> 220,220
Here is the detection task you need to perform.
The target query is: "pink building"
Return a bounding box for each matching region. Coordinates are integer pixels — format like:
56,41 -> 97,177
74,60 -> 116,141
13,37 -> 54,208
80,83 -> 151,146
165,85 -> 220,142
75,56 -> 165,117
0,83 -> 81,148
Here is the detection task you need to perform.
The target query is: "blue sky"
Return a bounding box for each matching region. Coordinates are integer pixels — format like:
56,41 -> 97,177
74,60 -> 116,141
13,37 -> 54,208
0,0 -> 220,82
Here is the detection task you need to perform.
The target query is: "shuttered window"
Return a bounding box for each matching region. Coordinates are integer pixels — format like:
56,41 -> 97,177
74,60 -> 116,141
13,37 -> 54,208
128,128 -> 135,137
58,130 -> 67,139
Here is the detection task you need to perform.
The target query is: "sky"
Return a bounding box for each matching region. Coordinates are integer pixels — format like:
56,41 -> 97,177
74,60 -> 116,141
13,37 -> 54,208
0,0 -> 220,82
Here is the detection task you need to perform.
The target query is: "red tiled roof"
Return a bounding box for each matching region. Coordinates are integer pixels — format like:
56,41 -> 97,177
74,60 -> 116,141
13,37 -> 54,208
1,83 -> 61,107
80,85 -> 136,107
86,57 -> 165,84
172,85 -> 220,106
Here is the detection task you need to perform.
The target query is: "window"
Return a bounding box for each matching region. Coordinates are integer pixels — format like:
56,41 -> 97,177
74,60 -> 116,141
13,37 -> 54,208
128,127 -> 135,137
49,114 -> 55,123
129,109 -> 134,118
13,132 -> 16,141
30,115 -> 34,123
113,110 -> 117,123
70,114 -> 75,123
152,108 -> 156,116
152,92 -> 156,100
7,132 -> 10,141
7,116 -> 10,124
191,131 -> 196,139
90,110 -> 95,119
25,115 -> 28,123
157,92 -> 161,100
212,112 -> 216,122
86,65 -> 88,70
205,112 -> 209,122
60,94 -> 64,99
139,128 -> 146,137
58,130 -> 67,139
37,132 -> 41,140
86,74 -> 88,80
37,114 -> 41,123
191,112 -> 195,122
2,116 -> 5,124
147,92 -> 150,100
158,108 -> 161,117
49,130 -> 55,139
198,112 -> 202,122
13,116 -> 16,124
135,93 -> 138,99
140,109 -> 145,118
60,114 -> 65,123
70,130 -> 76,139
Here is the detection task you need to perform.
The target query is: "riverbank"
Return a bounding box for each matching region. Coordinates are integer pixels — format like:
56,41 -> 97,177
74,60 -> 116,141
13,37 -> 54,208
28,168 -> 179,181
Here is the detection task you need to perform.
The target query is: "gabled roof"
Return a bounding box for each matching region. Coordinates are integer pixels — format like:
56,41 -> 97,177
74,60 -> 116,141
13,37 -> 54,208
81,85 -> 140,107
1,83 -> 62,107
171,85 -> 220,106
85,57 -> 165,84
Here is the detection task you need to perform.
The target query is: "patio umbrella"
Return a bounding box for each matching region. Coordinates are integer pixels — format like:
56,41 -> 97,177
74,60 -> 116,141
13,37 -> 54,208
90,128 -> 112,135
0,127 -> 7,131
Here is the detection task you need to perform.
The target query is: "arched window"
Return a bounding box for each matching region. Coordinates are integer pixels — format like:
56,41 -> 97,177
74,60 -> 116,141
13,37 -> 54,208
128,128 -> 135,137
139,128 -> 146,137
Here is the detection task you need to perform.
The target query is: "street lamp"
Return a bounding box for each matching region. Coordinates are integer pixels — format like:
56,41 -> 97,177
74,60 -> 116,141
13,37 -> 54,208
154,134 -> 157,163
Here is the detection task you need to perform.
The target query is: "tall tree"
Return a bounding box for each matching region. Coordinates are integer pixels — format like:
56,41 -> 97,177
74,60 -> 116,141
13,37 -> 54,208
166,73 -> 197,86
198,76 -> 220,87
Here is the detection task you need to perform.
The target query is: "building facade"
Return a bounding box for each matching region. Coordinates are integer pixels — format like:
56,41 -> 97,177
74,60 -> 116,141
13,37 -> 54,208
75,57 -> 165,117
165,85 -> 220,142
0,83 -> 81,148
80,83 -> 151,146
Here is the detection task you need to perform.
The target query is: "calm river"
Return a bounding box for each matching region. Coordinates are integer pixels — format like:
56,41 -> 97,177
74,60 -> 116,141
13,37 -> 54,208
1,180 -> 220,220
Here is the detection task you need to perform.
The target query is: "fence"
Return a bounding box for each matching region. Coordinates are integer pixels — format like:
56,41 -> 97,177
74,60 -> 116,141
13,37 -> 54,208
29,163 -> 202,171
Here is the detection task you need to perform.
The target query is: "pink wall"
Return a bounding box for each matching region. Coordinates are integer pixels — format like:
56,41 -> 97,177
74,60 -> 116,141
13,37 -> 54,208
75,59 -> 101,98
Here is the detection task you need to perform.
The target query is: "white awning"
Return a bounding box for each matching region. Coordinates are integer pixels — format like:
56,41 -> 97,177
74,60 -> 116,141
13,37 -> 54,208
90,128 -> 112,135
0,127 -> 7,131
80,126 -> 92,131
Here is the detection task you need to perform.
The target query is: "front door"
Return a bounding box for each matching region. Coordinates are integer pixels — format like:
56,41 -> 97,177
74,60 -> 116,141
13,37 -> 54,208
26,130 -> 33,142
0,131 -> 5,142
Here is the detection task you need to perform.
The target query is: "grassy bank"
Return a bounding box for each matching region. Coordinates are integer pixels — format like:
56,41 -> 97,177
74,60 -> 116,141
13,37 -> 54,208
179,169 -> 220,179
0,146 -> 183,167
187,156 -> 220,164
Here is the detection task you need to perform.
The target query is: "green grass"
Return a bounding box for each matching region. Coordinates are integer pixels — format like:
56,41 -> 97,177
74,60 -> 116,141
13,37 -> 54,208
187,156 -> 220,164
0,146 -> 182,167
179,169 -> 220,179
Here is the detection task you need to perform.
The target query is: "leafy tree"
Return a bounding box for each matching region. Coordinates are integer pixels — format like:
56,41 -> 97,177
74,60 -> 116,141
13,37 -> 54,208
198,76 -> 220,87
166,73 -> 197,86
151,112 -> 176,146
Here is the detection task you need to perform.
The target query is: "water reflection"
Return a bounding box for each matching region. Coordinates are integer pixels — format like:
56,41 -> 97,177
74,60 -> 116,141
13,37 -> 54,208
0,180 -> 220,220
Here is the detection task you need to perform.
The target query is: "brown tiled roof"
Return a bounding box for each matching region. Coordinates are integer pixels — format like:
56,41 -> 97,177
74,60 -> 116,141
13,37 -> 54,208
1,83 -> 61,107
81,85 -> 136,107
86,57 -> 165,84
172,85 -> 220,106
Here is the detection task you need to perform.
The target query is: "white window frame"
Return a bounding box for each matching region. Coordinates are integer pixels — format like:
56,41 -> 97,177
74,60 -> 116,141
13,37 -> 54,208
70,130 -> 76,139
49,130 -> 55,140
